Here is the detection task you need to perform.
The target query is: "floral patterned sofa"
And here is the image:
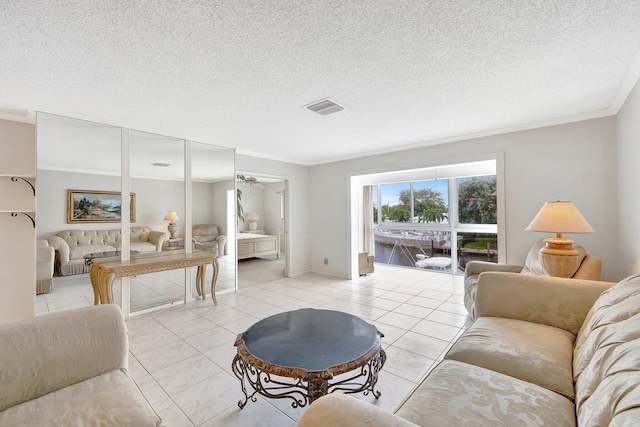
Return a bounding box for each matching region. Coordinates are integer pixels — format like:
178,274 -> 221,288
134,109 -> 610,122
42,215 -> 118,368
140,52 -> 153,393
47,227 -> 169,276
298,272 -> 640,426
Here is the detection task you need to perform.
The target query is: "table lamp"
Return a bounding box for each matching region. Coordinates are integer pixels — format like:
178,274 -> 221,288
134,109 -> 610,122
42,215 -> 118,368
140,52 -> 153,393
525,201 -> 594,278
245,212 -> 259,231
164,211 -> 179,238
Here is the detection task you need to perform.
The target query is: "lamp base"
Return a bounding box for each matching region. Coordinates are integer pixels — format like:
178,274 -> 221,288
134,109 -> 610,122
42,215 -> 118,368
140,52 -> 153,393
248,221 -> 257,231
167,222 -> 177,239
539,238 -> 582,278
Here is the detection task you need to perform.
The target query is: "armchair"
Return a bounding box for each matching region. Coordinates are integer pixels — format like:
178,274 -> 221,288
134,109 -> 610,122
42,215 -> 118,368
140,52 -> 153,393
192,224 -> 227,257
0,305 -> 163,425
36,240 -> 54,294
464,239 -> 602,317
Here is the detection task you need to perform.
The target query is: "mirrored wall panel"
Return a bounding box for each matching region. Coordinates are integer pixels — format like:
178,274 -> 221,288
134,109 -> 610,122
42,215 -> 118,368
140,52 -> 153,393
129,130 -> 185,312
191,141 -> 236,296
36,112 -> 123,309
36,112 -> 237,316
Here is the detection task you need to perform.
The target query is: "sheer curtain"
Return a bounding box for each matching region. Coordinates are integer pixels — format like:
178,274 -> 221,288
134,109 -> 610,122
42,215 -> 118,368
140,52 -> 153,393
363,185 -> 374,256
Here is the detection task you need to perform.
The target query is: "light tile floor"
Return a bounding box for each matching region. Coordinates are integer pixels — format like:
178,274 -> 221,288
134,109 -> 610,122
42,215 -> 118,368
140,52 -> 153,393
36,260 -> 471,426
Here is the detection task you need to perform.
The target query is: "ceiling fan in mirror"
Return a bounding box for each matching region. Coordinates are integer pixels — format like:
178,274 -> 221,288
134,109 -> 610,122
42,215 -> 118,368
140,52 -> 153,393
237,175 -> 266,192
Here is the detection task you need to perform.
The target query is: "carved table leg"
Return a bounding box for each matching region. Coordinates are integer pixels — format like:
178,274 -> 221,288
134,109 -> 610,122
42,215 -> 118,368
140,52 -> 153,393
90,265 -> 100,305
104,273 -> 116,304
96,270 -> 116,304
210,258 -> 219,306
195,265 -> 205,299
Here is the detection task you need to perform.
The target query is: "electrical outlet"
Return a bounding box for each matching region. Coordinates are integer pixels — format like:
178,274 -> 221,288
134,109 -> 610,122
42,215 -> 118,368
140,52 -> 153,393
323,258 -> 328,265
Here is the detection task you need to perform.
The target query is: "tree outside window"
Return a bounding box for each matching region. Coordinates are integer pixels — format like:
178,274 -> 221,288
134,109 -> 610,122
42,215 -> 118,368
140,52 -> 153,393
457,176 -> 497,224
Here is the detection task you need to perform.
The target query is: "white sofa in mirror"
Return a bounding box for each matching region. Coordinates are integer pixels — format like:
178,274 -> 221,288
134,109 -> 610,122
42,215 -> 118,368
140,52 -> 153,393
47,226 -> 169,276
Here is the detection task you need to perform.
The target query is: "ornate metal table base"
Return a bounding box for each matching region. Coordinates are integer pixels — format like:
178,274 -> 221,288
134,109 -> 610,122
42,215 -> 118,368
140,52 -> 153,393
232,347 -> 386,408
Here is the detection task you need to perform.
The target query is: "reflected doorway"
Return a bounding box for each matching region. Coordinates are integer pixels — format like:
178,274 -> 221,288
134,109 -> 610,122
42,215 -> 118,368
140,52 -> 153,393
236,173 -> 288,289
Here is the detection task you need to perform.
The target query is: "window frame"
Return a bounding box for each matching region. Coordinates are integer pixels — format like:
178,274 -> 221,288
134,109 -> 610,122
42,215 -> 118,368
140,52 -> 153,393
368,160 -> 502,274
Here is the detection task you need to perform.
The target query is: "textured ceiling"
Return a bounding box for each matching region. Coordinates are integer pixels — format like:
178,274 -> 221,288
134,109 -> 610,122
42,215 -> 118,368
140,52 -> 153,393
2,1 -> 640,165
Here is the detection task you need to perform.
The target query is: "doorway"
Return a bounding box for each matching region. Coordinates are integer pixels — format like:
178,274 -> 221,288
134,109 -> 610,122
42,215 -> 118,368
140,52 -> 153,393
236,172 -> 290,289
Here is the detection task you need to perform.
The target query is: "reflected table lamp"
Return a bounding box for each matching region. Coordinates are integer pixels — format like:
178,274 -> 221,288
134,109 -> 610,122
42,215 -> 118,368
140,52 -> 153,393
525,201 -> 594,278
164,211 -> 180,239
245,212 -> 259,231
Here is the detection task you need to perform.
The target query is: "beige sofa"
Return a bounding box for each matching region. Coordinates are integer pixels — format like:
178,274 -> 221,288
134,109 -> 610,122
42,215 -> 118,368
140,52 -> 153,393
0,305 -> 163,426
464,239 -> 602,317
48,226 -> 170,276
36,239 -> 55,294
298,272 -> 640,426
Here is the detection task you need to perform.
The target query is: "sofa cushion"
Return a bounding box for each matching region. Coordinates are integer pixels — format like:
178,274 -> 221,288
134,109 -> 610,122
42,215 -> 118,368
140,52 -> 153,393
395,360 -> 576,427
574,303 -> 640,384
521,240 -> 586,277
0,305 -> 128,411
464,273 -> 480,315
128,242 -> 158,253
573,274 -> 640,379
57,229 -> 121,248
130,227 -> 152,242
0,369 -> 162,426
575,338 -> 640,426
446,317 -> 576,400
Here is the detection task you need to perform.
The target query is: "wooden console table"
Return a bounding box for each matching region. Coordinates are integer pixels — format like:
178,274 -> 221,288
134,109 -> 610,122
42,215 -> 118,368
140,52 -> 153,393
89,252 -> 219,306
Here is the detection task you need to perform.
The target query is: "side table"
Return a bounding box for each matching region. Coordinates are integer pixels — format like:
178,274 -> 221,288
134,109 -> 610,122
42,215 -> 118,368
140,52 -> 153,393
163,237 -> 185,251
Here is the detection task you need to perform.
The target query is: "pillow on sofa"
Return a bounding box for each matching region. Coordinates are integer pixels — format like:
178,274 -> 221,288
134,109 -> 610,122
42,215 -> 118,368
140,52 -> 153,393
521,239 -> 586,277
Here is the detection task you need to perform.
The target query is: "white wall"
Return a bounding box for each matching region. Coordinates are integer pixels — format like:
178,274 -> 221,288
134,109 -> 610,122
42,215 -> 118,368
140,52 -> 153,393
235,154 -> 310,277
36,169 -> 213,240
617,78 -> 640,276
310,117 -> 621,281
0,119 -> 36,323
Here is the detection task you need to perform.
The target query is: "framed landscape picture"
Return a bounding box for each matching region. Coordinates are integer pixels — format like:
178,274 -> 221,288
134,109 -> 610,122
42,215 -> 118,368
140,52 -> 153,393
67,190 -> 136,223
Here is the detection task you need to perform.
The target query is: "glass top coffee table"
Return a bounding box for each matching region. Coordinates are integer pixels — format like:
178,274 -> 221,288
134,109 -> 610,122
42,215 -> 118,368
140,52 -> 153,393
84,250 -> 139,266
232,308 -> 386,408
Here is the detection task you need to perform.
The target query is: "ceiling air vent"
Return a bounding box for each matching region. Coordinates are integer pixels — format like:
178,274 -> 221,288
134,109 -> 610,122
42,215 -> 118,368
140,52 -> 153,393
305,98 -> 345,116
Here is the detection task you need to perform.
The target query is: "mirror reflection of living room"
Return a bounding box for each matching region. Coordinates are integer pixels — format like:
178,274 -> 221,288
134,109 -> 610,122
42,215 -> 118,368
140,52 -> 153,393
35,113 -> 238,314
236,173 -> 287,287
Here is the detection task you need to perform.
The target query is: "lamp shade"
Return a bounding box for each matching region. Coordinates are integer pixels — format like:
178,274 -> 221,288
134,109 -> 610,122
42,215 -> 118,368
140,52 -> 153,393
164,211 -> 180,221
525,201 -> 594,234
245,212 -> 260,221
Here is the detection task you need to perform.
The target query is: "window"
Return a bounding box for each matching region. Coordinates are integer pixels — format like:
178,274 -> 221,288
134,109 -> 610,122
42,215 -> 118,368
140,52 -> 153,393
279,191 -> 285,220
412,180 -> 448,224
457,175 -> 497,225
457,232 -> 498,270
360,159 -> 501,275
371,185 -> 378,223
380,183 -> 410,222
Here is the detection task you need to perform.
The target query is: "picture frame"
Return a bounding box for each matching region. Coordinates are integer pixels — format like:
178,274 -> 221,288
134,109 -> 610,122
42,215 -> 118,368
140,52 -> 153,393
67,190 -> 136,223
